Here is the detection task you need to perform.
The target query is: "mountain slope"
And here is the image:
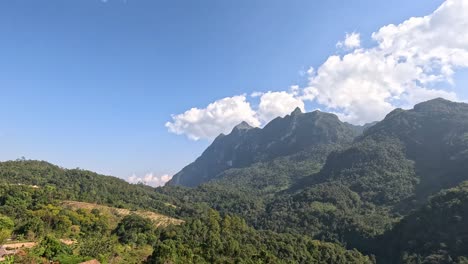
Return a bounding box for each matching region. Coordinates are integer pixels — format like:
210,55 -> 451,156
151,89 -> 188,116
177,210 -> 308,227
292,98 -> 468,205
168,108 -> 361,187
363,98 -> 468,200
0,159 -> 174,214
147,209 -> 373,264
0,160 -> 373,263
159,98 -> 468,263
379,181 -> 468,264
0,160 -> 179,263
257,98 -> 468,247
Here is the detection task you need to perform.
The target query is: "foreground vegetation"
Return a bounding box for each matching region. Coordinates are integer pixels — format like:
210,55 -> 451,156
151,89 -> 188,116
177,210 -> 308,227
2,98 -> 468,263
0,161 -> 371,263
0,182 -> 178,263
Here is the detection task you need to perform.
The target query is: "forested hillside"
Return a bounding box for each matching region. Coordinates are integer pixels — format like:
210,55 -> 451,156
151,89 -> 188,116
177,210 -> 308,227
0,160 -> 372,263
0,182 -> 179,263
168,109 -> 361,187
0,159 -> 174,215
0,159 -> 190,263
2,98 -> 468,263
260,98 -> 468,246
158,98 -> 468,263
379,181 -> 468,263
363,98 -> 468,203
147,209 -> 372,264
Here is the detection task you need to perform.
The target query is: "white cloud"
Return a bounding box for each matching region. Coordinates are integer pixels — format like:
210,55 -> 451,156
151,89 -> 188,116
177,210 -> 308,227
250,91 -> 264,98
166,89 -> 305,140
166,0 -> 467,138
290,85 -> 300,96
337,32 -> 361,49
305,0 -> 466,124
399,86 -> 458,108
165,95 -> 260,140
127,172 -> 173,187
257,90 -> 305,123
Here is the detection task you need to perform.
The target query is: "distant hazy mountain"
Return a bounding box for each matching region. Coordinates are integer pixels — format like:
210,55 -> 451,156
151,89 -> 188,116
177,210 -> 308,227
168,108 -> 362,187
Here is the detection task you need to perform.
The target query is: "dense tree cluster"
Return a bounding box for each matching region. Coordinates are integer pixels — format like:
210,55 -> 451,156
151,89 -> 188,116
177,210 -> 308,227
157,99 -> 468,263
0,183 -> 162,263
0,160 -> 175,215
1,98 -> 468,263
147,209 -> 372,264
0,160 -> 376,263
378,181 -> 468,263
113,214 -> 158,246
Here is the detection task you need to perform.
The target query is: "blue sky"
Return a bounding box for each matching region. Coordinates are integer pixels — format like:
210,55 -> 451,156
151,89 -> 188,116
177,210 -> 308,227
1,0 -> 466,185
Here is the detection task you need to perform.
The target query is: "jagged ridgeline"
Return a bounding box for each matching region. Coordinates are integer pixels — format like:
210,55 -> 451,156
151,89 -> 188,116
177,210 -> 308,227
168,107 -> 362,187
170,98 -> 468,191
168,98 -> 468,207
2,98 -> 468,263
161,98 -> 468,263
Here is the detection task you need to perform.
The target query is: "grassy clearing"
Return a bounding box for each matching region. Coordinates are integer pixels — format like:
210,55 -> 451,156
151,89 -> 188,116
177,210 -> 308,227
61,201 -> 183,228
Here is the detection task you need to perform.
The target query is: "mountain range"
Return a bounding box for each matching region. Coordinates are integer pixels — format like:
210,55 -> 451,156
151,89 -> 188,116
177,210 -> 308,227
171,98 -> 468,199
163,97 -> 468,263
2,98 -> 468,263
168,108 -> 361,187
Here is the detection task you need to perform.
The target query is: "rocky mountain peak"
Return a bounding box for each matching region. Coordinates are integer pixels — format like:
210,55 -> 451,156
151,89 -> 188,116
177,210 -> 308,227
232,121 -> 254,131
291,107 -> 303,116
413,97 -> 467,114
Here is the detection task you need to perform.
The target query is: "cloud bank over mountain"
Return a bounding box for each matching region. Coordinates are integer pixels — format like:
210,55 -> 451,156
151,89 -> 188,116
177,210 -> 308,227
166,0 -> 467,140
127,172 -> 172,187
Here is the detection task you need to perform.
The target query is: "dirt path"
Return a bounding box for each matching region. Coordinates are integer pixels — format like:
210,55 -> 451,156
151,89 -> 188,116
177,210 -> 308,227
2,239 -> 75,249
3,242 -> 36,249
60,239 -> 76,245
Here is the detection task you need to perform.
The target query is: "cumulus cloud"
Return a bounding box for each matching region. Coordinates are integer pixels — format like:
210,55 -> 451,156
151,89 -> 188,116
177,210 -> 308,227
305,0 -> 465,124
336,32 -> 361,49
167,0 -> 467,138
127,172 -> 172,187
165,89 -> 305,140
250,91 -> 264,98
165,95 -> 260,140
257,89 -> 305,123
